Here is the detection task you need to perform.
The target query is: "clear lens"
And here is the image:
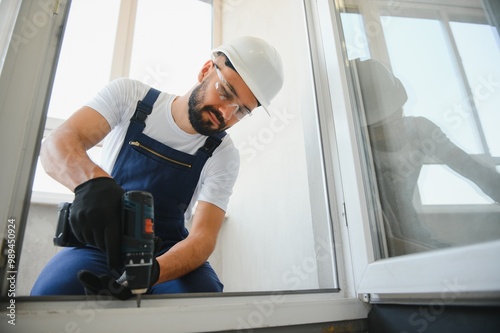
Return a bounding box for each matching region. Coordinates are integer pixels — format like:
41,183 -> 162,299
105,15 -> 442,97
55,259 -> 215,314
214,66 -> 252,120
233,106 -> 251,120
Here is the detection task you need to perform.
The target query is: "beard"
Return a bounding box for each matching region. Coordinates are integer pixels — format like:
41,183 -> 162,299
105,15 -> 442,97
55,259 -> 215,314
188,80 -> 227,136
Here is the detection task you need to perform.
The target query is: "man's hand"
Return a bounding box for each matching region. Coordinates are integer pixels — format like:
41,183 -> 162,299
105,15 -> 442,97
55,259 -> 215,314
69,177 -> 125,273
78,238 -> 161,300
78,271 -> 134,300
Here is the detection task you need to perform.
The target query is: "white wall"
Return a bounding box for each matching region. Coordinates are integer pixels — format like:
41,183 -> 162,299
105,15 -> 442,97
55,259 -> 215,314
209,0 -> 324,292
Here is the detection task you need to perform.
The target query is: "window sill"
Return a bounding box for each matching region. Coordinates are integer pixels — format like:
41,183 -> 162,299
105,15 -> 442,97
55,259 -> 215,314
2,292 -> 368,332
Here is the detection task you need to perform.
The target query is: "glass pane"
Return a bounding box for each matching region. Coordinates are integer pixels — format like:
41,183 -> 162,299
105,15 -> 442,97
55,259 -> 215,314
21,0 -> 338,297
450,21 -> 500,157
47,0 -> 120,120
128,0 -> 212,94
383,16 -> 483,153
341,1 -> 500,258
31,0 -> 120,197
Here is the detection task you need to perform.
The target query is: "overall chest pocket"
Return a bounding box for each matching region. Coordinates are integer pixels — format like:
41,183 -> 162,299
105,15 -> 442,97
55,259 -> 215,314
128,137 -> 195,171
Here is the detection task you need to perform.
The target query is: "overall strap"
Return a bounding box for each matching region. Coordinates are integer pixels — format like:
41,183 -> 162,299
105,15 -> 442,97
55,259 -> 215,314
197,131 -> 227,158
130,86 -> 226,158
131,87 -> 161,126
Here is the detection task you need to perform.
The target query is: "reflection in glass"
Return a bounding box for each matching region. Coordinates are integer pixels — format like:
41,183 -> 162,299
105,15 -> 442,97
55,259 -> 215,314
355,58 -> 500,257
340,1 -> 500,258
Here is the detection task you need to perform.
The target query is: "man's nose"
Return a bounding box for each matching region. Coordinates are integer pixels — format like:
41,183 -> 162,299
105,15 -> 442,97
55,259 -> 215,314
218,104 -> 235,120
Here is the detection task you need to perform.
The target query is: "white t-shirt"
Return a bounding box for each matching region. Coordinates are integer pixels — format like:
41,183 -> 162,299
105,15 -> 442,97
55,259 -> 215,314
85,78 -> 240,220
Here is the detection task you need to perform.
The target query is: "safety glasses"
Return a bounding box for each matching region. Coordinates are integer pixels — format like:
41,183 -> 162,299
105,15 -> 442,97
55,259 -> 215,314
212,61 -> 252,120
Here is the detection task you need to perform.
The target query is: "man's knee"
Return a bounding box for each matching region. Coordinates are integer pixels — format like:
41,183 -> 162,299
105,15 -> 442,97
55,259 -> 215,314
31,247 -> 109,296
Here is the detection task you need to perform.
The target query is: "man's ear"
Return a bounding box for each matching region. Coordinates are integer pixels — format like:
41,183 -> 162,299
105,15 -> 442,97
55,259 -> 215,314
198,60 -> 214,82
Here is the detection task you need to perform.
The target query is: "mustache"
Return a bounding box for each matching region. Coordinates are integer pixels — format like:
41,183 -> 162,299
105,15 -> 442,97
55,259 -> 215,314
202,106 -> 226,127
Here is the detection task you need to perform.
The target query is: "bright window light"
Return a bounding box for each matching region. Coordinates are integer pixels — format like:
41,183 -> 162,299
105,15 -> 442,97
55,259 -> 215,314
32,0 -> 213,202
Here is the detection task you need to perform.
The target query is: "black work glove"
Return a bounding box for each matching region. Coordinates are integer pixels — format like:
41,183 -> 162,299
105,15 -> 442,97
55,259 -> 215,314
78,237 -> 162,300
69,177 -> 125,273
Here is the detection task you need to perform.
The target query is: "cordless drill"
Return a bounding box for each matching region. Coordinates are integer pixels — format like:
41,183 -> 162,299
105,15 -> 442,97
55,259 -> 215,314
120,190 -> 155,307
54,190 -> 155,307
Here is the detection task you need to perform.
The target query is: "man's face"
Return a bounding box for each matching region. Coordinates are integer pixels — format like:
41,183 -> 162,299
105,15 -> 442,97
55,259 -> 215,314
188,78 -> 226,136
187,56 -> 258,136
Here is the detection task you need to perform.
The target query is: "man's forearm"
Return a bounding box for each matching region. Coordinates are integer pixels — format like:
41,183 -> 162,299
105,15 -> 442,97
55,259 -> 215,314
155,235 -> 216,284
41,130 -> 110,191
40,107 -> 112,191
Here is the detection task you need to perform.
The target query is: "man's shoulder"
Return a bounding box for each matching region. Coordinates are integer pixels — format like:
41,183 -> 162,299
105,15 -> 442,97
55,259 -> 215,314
214,134 -> 240,162
105,77 -> 152,97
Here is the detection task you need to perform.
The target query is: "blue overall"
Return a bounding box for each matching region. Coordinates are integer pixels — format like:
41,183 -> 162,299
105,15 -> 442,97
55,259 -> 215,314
31,88 -> 225,295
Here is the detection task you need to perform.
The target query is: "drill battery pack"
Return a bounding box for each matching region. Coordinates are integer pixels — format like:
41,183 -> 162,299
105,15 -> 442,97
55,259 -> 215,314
53,202 -> 85,247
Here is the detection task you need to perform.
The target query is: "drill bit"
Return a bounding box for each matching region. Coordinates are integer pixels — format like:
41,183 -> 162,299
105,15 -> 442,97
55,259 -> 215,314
136,293 -> 142,308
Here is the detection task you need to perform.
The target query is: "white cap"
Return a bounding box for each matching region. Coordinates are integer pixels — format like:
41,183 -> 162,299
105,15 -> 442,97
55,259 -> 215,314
212,36 -> 284,115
